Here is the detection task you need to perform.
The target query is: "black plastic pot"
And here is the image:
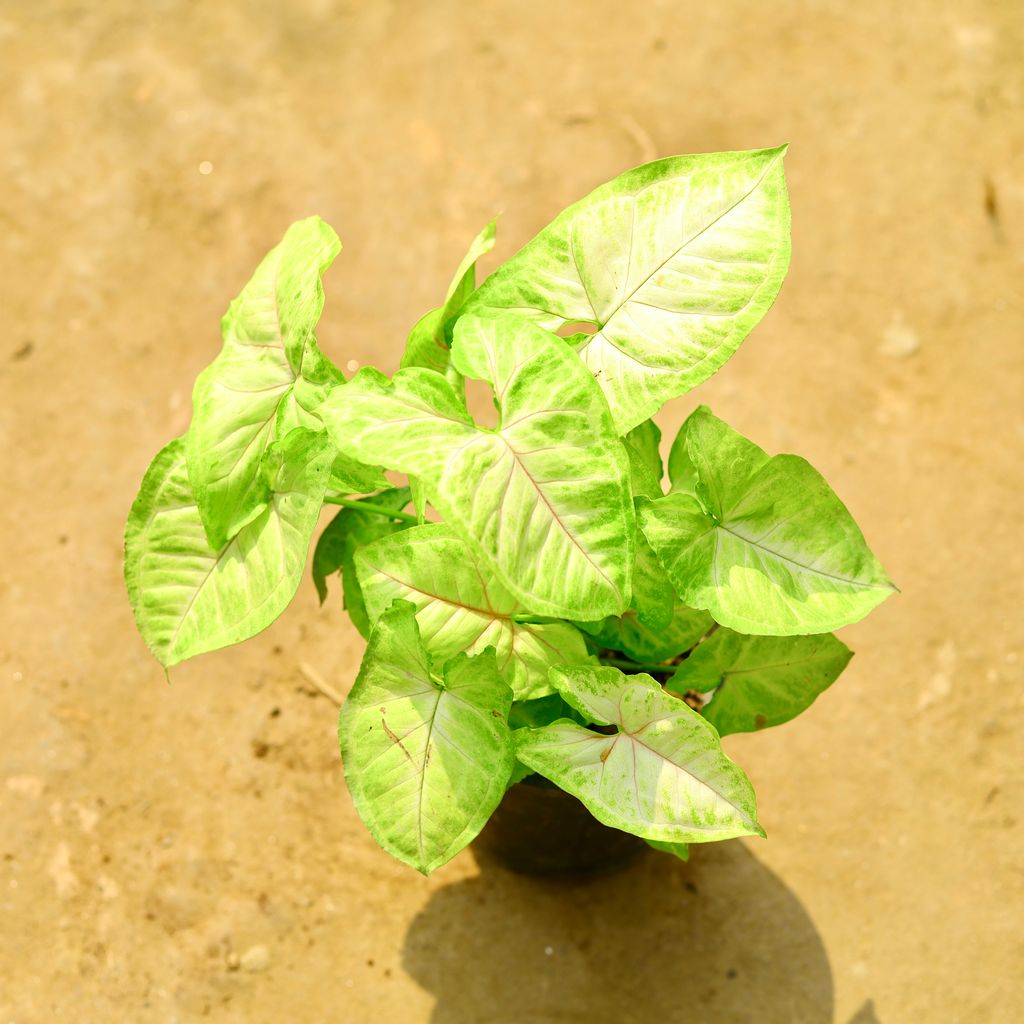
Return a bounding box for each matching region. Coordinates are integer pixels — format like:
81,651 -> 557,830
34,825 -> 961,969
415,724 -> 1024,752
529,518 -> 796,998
473,775 -> 646,877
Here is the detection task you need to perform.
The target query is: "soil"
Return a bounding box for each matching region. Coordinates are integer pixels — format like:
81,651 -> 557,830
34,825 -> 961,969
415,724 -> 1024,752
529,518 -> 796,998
1,2 -> 1022,1021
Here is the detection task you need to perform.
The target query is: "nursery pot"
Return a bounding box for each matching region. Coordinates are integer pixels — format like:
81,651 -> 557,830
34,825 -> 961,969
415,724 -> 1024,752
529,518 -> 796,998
473,775 -> 646,877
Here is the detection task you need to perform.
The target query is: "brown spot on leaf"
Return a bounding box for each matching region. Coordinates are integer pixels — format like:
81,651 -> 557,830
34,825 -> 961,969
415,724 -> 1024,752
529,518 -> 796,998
754,714 -> 768,730
381,710 -> 416,765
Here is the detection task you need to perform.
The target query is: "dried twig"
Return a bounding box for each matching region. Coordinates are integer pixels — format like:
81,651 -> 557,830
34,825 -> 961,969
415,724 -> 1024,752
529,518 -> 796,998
298,661 -> 345,705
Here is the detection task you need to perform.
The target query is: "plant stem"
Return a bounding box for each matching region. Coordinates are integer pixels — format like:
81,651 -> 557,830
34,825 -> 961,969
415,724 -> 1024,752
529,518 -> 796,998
599,657 -> 678,675
323,496 -> 419,523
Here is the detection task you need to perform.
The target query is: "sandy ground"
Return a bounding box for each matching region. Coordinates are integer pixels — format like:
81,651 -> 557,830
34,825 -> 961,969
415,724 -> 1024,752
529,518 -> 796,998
1,2 -> 1022,1021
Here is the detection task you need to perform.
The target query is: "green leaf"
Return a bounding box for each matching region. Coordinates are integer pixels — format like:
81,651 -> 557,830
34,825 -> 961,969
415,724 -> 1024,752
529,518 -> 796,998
508,693 -> 586,730
401,219 -> 498,376
125,431 -> 333,668
466,147 -> 791,433
311,488 -> 412,634
322,365 -> 478,480
581,597 -> 713,664
578,503 -> 712,661
325,451 -> 389,498
669,629 -> 852,735
184,218 -> 345,547
646,839 -> 690,861
401,309 -> 451,378
625,527 -> 674,631
639,407 -> 895,635
507,693 -> 586,786
321,312 -> 634,620
356,524 -> 591,699
666,419 -> 698,496
338,602 -> 514,874
515,664 -> 763,844
408,476 -> 429,524
623,420 -> 663,499
441,219 -> 498,328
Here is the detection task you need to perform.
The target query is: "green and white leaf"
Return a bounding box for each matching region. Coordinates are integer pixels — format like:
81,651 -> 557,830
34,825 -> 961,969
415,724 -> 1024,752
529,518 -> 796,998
125,431 -> 333,669
321,366 -> 478,480
184,218 -> 342,546
466,147 -> 791,433
356,523 -> 590,699
338,602 -> 514,874
507,693 -> 586,787
639,407 -> 895,635
311,487 -> 412,635
401,218 -> 498,376
321,312 -> 634,620
670,629 -> 852,735
515,664 -> 763,843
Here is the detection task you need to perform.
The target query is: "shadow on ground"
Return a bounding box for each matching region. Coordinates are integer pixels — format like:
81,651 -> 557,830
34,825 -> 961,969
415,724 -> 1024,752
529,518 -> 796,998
403,841 -> 832,1024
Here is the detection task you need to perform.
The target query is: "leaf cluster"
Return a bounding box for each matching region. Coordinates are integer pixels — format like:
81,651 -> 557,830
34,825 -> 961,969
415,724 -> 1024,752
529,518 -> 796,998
125,147 -> 894,873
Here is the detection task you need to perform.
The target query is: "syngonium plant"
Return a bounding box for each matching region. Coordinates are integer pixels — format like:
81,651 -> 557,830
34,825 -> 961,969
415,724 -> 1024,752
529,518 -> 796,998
125,146 -> 895,874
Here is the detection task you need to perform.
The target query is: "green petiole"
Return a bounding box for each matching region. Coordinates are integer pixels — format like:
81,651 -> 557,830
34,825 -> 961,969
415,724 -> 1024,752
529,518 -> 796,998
323,496 -> 419,523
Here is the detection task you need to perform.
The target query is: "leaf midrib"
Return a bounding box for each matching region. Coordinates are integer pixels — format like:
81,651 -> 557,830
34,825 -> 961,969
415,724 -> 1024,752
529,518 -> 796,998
720,652 -> 841,679
716,523 -> 886,590
498,436 -> 620,597
579,151 -> 784,348
613,726 -> 753,829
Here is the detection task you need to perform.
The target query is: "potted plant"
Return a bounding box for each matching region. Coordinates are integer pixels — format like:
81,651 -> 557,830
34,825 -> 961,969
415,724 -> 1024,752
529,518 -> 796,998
125,146 -> 894,877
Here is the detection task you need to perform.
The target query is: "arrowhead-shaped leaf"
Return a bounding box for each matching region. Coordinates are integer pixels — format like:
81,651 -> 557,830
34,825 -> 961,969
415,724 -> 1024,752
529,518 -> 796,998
401,219 -> 497,376
321,312 -> 634,619
125,431 -> 333,668
639,407 -> 896,635
339,602 -> 514,874
466,147 -> 791,433
670,629 -> 852,735
187,217 -> 383,548
356,523 -> 590,699
515,664 -> 763,843
311,487 -> 413,635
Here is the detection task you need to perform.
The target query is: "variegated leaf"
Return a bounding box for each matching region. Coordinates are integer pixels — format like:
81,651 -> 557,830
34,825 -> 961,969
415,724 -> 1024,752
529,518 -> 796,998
321,313 -> 634,620
356,523 -> 590,699
466,148 -> 791,433
516,664 -> 763,843
338,602 -> 514,874
639,406 -> 895,634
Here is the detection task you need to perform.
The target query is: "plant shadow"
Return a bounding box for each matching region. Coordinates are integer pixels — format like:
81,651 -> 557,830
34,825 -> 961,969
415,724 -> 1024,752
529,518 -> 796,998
403,841 -> 832,1024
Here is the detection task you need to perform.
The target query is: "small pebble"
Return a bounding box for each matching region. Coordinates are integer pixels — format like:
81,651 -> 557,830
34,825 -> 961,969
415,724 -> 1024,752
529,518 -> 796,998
879,313 -> 920,358
241,944 -> 270,972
